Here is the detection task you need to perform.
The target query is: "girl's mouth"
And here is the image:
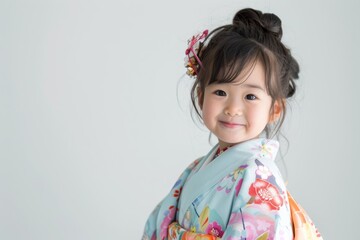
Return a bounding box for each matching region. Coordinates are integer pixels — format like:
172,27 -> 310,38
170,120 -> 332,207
219,121 -> 245,128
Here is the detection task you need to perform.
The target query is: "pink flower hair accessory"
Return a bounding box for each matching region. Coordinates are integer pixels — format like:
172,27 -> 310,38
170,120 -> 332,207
184,30 -> 208,77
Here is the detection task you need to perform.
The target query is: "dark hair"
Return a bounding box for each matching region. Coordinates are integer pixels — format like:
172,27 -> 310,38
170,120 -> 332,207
190,8 -> 299,137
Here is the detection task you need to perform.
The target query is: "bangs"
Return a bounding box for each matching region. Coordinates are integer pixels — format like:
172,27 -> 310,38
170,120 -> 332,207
200,32 -> 269,87
212,51 -> 259,86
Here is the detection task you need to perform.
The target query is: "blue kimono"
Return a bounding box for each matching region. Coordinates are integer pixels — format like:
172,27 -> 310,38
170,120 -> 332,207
142,138 -> 321,240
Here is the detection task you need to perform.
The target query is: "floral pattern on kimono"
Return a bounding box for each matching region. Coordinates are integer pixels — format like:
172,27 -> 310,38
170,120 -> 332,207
142,138 -> 322,240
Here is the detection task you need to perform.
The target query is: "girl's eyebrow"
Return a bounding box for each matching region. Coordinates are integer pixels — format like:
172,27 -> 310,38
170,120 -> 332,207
240,83 -> 265,92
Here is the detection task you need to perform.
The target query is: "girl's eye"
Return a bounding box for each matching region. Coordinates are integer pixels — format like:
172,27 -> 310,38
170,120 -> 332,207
245,94 -> 257,100
214,90 -> 227,96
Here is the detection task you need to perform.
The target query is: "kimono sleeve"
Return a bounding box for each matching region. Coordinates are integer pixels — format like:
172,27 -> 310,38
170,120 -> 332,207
222,158 -> 293,240
142,158 -> 201,240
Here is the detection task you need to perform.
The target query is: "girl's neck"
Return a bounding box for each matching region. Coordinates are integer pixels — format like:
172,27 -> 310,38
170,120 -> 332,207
218,136 -> 260,150
218,140 -> 236,151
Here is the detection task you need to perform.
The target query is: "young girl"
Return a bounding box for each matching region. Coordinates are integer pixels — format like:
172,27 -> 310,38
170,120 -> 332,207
143,8 -> 322,240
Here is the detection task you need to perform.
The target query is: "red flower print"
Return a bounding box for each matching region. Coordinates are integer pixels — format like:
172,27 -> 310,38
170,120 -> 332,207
249,179 -> 283,210
205,221 -> 224,237
173,187 -> 182,198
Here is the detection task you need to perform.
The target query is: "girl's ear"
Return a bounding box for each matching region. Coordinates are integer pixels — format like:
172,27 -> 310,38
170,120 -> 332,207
269,100 -> 283,123
197,87 -> 204,109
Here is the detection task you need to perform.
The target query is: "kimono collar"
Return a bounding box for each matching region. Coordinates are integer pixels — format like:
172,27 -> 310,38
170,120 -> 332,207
178,138 -> 279,220
233,138 -> 279,161
214,138 -> 279,161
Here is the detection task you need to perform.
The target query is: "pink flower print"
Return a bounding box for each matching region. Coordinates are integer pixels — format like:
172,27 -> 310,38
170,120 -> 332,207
228,212 -> 243,226
241,206 -> 275,239
256,219 -> 271,231
228,206 -> 277,239
205,221 -> 224,237
256,165 -> 272,179
244,222 -> 258,239
231,214 -> 259,240
160,206 -> 176,239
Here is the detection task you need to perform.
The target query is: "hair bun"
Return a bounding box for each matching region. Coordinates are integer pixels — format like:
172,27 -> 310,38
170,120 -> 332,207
261,13 -> 283,40
232,8 -> 262,37
232,8 -> 283,40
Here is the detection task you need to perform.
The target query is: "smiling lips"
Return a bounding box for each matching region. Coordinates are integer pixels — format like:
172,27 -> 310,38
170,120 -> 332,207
219,121 -> 245,128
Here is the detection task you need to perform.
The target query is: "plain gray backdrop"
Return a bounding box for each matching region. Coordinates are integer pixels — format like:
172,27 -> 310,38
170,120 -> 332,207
1,0 -> 359,239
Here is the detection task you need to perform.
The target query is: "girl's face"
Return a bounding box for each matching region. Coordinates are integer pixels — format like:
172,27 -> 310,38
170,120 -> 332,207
201,61 -> 276,149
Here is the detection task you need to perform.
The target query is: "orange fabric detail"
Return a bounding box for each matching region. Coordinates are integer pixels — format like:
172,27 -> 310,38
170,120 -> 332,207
287,192 -> 323,240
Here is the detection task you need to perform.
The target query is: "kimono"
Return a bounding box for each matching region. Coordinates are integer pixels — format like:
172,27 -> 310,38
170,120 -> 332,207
143,138 -> 322,240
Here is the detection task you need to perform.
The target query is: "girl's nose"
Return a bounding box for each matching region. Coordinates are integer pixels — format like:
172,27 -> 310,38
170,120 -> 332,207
224,98 -> 243,117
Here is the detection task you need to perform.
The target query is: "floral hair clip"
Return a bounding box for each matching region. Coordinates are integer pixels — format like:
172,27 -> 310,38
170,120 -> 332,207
184,30 -> 208,77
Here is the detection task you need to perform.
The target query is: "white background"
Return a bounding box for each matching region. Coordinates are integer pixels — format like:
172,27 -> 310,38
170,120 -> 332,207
1,0 -> 359,239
